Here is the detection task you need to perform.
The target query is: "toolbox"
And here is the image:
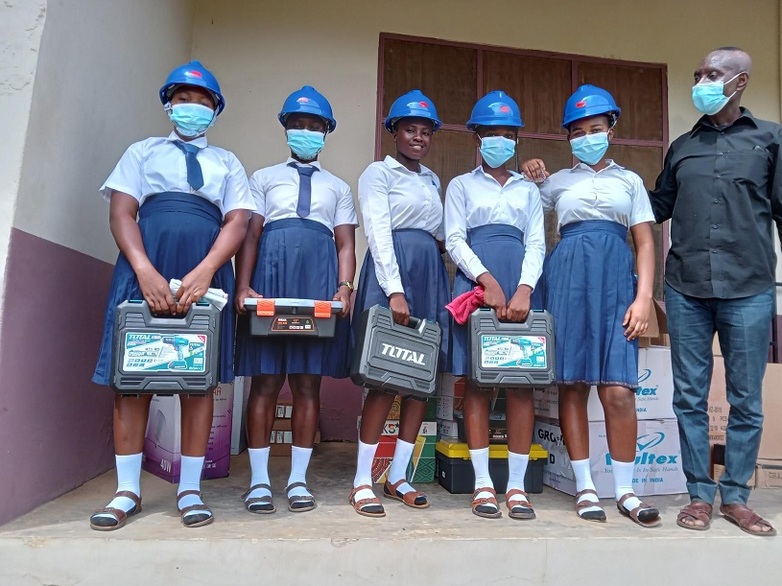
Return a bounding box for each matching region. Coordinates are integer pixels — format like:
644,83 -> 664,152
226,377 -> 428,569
244,298 -> 342,337
435,439 -> 547,494
469,308 -> 556,388
351,305 -> 442,398
111,300 -> 220,396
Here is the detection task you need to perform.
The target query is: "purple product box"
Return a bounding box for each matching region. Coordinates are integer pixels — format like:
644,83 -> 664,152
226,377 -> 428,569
142,382 -> 234,483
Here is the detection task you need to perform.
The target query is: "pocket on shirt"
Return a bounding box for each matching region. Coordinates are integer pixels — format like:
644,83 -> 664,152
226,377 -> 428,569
725,148 -> 771,187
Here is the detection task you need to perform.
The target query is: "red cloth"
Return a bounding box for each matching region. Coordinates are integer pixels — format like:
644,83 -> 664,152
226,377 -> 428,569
446,286 -> 485,325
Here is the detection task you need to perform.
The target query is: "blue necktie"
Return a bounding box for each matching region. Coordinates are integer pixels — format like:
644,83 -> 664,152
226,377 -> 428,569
289,162 -> 317,217
175,140 -> 204,191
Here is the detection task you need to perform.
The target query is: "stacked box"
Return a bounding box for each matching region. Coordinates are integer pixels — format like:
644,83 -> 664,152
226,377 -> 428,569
356,418 -> 437,483
269,401 -> 320,456
436,374 -> 463,439
142,382 -> 234,483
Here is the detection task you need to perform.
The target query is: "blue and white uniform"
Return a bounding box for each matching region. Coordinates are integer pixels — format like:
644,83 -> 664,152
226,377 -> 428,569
235,158 -> 358,377
93,132 -> 255,385
445,167 -> 546,376
538,160 -> 654,388
353,155 -> 451,370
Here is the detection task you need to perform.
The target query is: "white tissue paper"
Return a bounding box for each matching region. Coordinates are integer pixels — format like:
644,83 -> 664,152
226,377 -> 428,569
169,279 -> 228,311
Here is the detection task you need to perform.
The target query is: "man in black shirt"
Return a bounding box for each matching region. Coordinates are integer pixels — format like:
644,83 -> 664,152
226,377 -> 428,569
650,47 -> 780,536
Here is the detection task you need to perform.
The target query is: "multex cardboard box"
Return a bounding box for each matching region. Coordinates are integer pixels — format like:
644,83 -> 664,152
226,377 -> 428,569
356,418 -> 437,484
534,417 -> 686,498
533,347 -> 675,422
143,382 -> 234,483
755,460 -> 782,488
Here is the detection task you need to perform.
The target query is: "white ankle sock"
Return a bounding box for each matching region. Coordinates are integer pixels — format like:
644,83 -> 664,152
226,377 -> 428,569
177,455 -> 208,517
94,453 -> 142,520
572,457 -> 602,515
246,447 -> 272,500
353,440 -> 378,502
613,459 -> 641,511
387,439 -> 415,495
507,451 -> 529,491
469,448 -> 495,504
287,446 -> 313,498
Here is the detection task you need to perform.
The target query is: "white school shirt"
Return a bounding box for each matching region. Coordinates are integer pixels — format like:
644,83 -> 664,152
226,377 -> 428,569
249,158 -> 358,231
100,132 -> 255,215
445,167 -> 545,290
539,160 -> 655,230
358,155 -> 443,296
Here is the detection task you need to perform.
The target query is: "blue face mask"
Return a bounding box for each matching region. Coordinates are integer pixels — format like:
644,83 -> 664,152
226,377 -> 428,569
692,72 -> 742,115
168,103 -> 215,137
479,136 -> 516,168
570,131 -> 610,166
287,129 -> 326,161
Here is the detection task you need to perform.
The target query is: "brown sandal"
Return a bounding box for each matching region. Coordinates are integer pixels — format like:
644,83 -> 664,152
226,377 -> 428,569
471,486 -> 501,519
286,482 -> 316,513
383,479 -> 430,509
242,483 -> 275,514
676,500 -> 713,531
720,503 -> 777,536
89,490 -> 142,531
616,493 -> 660,528
506,488 -> 536,520
575,489 -> 606,523
177,489 -> 214,528
349,484 -> 386,518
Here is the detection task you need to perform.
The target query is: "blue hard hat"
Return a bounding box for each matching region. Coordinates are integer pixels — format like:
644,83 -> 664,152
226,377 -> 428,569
466,90 -> 523,130
384,89 -> 441,132
159,61 -> 225,116
278,86 -> 337,133
562,84 -> 621,129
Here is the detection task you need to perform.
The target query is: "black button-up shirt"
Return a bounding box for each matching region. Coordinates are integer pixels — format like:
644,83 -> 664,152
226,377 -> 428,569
650,108 -> 782,299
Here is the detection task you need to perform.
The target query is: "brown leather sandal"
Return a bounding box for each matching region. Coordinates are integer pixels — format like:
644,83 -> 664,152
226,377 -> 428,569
575,489 -> 606,522
676,500 -> 712,531
349,484 -> 386,518
383,479 -> 430,509
616,493 -> 660,528
89,490 -> 142,531
471,486 -> 501,519
720,503 -> 777,536
242,483 -> 275,514
177,489 -> 214,528
506,488 -> 536,520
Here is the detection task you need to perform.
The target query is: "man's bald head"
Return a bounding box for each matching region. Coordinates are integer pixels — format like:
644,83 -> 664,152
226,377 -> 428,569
704,47 -> 752,76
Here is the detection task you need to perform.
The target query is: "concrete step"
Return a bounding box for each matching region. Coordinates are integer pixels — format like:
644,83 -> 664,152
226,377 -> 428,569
2,443 -> 781,585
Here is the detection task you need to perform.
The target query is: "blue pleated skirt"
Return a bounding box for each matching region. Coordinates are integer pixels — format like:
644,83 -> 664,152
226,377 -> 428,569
352,228 -> 451,370
92,192 -> 236,385
450,224 -> 526,376
542,220 -> 638,388
234,218 -> 350,377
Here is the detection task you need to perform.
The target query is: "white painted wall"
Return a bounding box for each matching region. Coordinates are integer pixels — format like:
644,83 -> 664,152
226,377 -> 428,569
13,0 -> 195,264
0,0 -> 47,308
192,0 -> 781,268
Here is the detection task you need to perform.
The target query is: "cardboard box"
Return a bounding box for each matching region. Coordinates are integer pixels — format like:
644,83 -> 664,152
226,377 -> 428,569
437,418 -> 459,440
534,417 -> 686,497
709,359 -> 782,458
357,418 -> 437,483
755,460 -> 782,488
639,299 -> 669,347
230,376 -> 250,455
533,347 -> 675,422
143,382 -> 234,483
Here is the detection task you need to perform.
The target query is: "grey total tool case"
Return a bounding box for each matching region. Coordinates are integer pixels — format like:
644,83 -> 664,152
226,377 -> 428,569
244,297 -> 343,337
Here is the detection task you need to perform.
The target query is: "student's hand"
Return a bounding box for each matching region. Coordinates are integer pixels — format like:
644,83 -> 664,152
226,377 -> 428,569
136,265 -> 177,315
334,286 -> 352,318
389,293 -> 410,326
477,272 -> 507,320
235,287 -> 262,315
176,266 -> 215,314
506,285 -> 532,322
520,159 -> 549,183
623,297 -> 651,340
